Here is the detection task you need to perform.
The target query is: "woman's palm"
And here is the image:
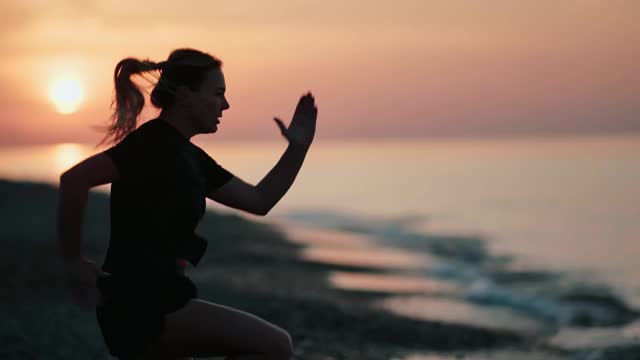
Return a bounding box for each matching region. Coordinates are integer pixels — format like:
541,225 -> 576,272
274,92 -> 317,148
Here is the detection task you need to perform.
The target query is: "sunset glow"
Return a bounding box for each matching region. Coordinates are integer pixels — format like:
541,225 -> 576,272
48,77 -> 84,114
0,1 -> 637,145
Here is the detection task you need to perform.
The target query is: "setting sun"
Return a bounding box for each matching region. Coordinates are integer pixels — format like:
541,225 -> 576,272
48,77 -> 84,114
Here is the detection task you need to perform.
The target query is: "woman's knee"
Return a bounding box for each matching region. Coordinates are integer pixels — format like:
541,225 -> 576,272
263,328 -> 293,359
154,298 -> 294,358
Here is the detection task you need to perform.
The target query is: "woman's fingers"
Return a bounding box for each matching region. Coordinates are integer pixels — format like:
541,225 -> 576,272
274,117 -> 286,131
296,92 -> 315,112
274,92 -> 317,146
293,96 -> 316,124
273,117 -> 289,140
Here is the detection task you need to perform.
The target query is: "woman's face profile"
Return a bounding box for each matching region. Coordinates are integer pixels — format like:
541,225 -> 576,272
176,67 -> 230,135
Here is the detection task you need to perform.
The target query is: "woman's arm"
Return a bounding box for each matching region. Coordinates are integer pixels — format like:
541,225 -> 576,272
208,92 -> 317,215
255,143 -> 309,214
57,152 -> 117,308
258,92 -> 317,213
57,152 -> 119,262
57,176 -> 90,262
207,144 -> 309,216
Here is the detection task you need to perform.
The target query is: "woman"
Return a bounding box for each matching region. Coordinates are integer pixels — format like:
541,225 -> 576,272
57,48 -> 317,360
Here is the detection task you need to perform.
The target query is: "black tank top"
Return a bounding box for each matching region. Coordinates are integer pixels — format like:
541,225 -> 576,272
101,118 -> 233,277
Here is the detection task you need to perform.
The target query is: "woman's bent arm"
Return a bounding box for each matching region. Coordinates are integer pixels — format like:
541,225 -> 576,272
57,175 -> 90,262
251,92 -> 316,214
57,152 -> 119,262
255,143 -> 309,215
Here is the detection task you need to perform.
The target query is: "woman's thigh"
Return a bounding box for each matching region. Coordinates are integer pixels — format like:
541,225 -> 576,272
138,298 -> 293,359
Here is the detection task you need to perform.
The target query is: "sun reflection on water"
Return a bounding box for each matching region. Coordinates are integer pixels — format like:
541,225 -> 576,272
0,143 -> 92,185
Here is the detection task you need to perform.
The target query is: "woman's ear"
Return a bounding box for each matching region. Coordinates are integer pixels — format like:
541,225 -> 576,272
175,85 -> 194,106
176,85 -> 191,98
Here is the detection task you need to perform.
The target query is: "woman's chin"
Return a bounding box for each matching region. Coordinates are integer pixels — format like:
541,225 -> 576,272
200,122 -> 218,134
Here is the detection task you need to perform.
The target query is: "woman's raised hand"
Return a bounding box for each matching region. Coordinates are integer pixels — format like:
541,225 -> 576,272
274,92 -> 317,149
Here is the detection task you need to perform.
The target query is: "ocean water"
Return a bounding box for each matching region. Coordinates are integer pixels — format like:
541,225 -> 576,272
211,134 -> 640,311
1,134 -> 639,318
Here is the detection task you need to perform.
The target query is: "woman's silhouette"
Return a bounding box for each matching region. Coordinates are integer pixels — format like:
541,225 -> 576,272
57,48 -> 317,360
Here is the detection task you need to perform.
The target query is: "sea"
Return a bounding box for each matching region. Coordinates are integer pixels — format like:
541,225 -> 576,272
1,133 -> 639,354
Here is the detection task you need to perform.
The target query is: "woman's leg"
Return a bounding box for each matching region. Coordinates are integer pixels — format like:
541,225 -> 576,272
137,298 -> 293,360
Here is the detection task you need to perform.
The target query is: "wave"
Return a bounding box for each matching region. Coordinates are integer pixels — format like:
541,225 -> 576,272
277,209 -> 639,329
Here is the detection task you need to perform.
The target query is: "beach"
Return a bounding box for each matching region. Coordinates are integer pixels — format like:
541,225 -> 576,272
1,178 -> 639,359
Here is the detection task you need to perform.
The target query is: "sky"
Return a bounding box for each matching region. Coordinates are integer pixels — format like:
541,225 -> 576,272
0,0 -> 638,146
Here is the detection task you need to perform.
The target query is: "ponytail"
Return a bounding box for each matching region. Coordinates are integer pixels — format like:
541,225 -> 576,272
96,58 -> 161,148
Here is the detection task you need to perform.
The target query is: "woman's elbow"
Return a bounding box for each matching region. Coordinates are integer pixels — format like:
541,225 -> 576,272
254,201 -> 272,217
254,206 -> 270,217
59,171 -> 83,187
60,153 -> 119,188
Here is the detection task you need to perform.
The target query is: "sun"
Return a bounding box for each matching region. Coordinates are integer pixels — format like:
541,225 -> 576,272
48,77 -> 85,114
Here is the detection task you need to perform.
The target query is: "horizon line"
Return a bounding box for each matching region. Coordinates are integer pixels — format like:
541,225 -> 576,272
1,129 -> 640,149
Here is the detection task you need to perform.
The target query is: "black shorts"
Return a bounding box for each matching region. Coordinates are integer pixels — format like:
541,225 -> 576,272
95,272 -> 198,359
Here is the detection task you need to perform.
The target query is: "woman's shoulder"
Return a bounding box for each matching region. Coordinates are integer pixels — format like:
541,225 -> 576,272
114,119 -> 178,149
131,118 -> 166,138
187,143 -> 222,164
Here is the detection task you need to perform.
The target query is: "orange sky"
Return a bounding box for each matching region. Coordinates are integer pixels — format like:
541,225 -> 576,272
0,1 -> 638,146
